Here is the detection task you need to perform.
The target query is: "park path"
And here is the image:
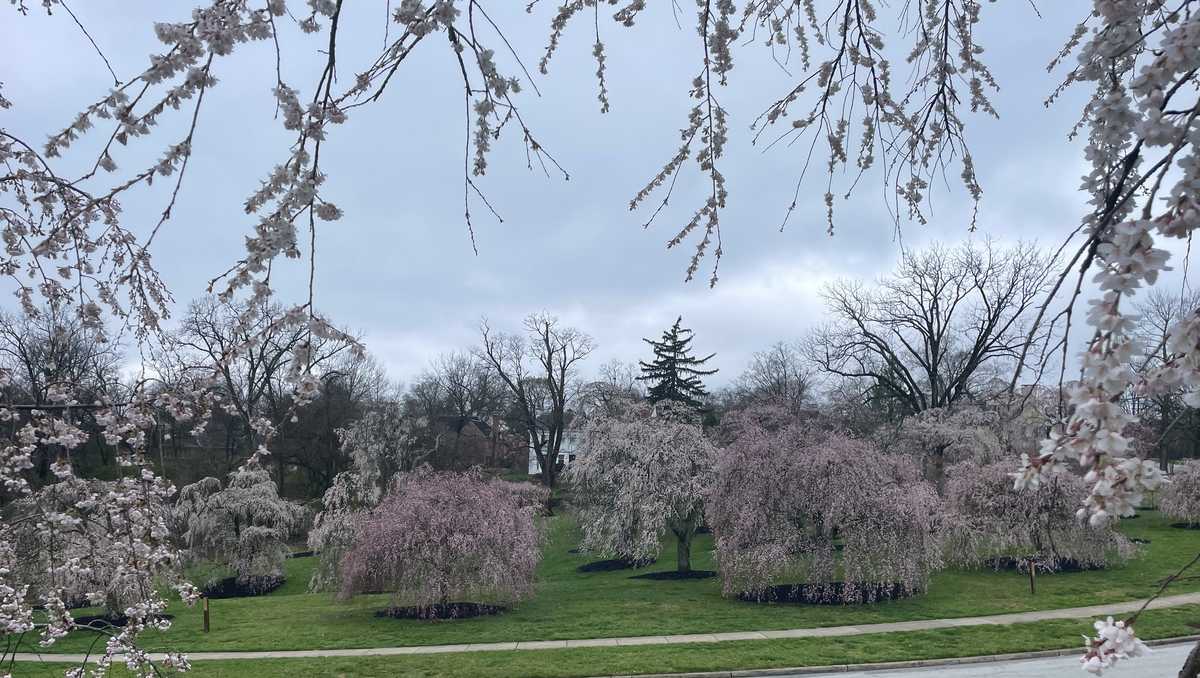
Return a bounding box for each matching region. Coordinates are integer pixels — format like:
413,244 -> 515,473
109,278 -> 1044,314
12,591 -> 1200,663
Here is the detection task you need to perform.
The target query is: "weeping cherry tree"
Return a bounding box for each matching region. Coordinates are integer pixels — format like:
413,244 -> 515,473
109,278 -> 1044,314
175,467 -> 304,593
707,412 -> 942,602
1161,461 -> 1200,527
307,403 -> 427,591
567,400 -> 716,574
337,468 -> 543,618
944,462 -> 1134,572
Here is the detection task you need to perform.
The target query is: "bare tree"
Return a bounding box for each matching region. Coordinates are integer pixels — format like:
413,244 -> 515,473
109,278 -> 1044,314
170,297 -> 353,470
270,352 -> 395,496
0,307 -> 120,408
579,359 -> 645,417
431,351 -> 509,461
733,341 -> 812,413
806,241 -> 1056,416
477,313 -> 593,487
0,308 -> 123,483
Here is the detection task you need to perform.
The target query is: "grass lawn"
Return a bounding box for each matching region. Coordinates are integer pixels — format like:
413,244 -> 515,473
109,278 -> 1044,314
19,605 -> 1200,677
26,510 -> 1200,657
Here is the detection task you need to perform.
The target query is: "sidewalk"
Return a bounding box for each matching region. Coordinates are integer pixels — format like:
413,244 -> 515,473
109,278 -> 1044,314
13,591 -> 1200,663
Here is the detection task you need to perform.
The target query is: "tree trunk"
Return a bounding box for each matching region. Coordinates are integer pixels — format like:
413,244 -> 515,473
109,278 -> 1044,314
539,458 -> 556,488
676,530 -> 692,574
1179,639 -> 1200,678
929,445 -> 947,495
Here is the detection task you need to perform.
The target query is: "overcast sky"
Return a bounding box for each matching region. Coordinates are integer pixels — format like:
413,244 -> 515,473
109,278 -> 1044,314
4,1 -> 1184,388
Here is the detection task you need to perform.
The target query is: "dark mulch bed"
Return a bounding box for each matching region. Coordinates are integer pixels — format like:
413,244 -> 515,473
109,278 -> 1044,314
287,550 -> 315,558
375,602 -> 506,620
73,613 -> 174,629
695,525 -> 712,535
738,582 -> 915,605
578,557 -> 656,573
1170,523 -> 1200,530
630,570 -> 717,581
984,556 -> 1105,573
201,575 -> 285,599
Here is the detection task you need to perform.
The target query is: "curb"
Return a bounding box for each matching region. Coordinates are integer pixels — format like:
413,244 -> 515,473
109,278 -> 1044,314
584,635 -> 1200,678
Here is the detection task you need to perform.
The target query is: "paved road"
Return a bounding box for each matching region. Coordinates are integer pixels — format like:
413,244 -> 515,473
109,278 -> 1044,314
780,642 -> 1192,677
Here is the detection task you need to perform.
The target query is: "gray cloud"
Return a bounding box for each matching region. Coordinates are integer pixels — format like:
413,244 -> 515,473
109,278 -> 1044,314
2,1 -> 1148,387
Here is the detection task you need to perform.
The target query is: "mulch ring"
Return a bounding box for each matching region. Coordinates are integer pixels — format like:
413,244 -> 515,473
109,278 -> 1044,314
375,603 -> 506,620
984,556 -> 1106,573
201,575 -> 285,599
577,557 -> 657,573
73,613 -> 174,629
1170,523 -> 1200,530
629,570 -> 717,581
738,582 -> 915,605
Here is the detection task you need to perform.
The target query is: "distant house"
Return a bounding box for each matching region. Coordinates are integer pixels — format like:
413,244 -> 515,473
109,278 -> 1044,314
527,431 -> 582,476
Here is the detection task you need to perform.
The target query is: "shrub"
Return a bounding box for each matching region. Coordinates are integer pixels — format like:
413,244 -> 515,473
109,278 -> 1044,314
567,400 -> 717,573
943,462 -> 1135,570
708,417 -> 942,602
1161,460 -> 1200,525
338,468 -> 542,616
175,467 -> 304,591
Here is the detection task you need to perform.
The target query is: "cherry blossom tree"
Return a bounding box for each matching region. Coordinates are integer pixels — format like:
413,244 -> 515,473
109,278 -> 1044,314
0,0 -> 1198,673
337,468 -> 543,617
944,462 -> 1134,572
1160,460 -> 1200,527
567,400 -> 716,573
888,406 -> 1005,494
708,414 -> 942,601
11,475 -> 183,621
175,467 -> 304,593
306,403 -> 426,591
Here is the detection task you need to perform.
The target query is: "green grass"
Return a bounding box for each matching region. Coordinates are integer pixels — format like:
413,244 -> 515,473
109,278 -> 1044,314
29,511 -> 1200,657
19,605 -> 1200,677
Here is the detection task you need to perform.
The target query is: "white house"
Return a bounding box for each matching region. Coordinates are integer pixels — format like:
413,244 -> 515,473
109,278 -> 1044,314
527,431 -> 582,475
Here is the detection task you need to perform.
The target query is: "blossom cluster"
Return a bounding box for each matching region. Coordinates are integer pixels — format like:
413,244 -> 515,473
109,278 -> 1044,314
1081,617 -> 1149,674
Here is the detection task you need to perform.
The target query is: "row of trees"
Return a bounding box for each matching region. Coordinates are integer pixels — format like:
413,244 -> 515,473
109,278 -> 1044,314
282,395 -> 1153,619
567,401 -> 1136,602
7,240 -> 1198,506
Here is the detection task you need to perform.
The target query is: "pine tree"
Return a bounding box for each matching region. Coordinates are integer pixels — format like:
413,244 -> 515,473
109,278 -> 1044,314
637,317 -> 718,409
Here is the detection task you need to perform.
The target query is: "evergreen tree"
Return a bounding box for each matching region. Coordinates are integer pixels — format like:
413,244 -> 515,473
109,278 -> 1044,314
638,317 -> 718,408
